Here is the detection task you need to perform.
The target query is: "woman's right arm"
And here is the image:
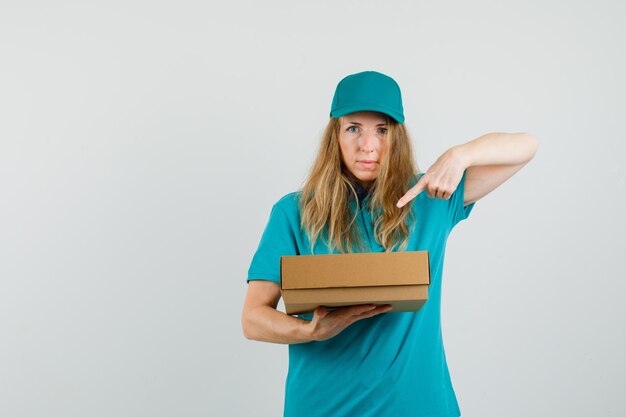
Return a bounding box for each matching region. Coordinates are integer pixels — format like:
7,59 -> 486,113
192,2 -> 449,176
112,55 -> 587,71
242,280 -> 392,344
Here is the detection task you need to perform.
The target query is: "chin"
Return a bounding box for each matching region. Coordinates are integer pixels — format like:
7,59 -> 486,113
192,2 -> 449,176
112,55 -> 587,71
356,175 -> 378,183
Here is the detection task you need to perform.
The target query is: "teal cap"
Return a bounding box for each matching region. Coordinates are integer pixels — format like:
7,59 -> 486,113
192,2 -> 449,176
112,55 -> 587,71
330,71 -> 405,124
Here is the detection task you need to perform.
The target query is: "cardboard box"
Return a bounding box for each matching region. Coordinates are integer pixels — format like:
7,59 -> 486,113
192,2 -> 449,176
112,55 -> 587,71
280,251 -> 430,315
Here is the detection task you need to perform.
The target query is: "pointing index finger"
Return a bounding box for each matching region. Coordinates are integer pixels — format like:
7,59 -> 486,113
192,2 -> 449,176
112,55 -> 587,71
396,177 -> 427,208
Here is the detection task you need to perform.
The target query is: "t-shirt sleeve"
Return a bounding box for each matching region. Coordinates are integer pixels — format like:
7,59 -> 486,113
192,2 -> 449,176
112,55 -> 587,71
247,202 -> 298,285
449,169 -> 476,228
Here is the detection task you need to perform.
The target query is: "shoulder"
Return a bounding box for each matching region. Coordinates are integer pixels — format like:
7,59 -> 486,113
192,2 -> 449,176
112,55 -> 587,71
272,191 -> 302,216
275,191 -> 301,207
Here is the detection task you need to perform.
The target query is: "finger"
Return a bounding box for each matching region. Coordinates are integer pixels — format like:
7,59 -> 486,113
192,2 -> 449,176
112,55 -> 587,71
351,305 -> 393,322
436,185 -> 456,200
346,304 -> 378,316
442,188 -> 455,200
330,304 -> 375,321
396,178 -> 427,208
367,304 -> 392,314
352,304 -> 391,316
314,306 -> 329,319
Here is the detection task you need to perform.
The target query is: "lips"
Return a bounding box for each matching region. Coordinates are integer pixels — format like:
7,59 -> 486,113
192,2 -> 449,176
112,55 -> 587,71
357,160 -> 378,168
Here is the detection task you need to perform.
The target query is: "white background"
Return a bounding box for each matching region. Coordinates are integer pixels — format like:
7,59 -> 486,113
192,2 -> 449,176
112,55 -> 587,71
1,1 -> 625,416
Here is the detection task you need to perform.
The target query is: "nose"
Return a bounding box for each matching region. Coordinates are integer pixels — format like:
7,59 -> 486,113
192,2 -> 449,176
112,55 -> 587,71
359,129 -> 375,153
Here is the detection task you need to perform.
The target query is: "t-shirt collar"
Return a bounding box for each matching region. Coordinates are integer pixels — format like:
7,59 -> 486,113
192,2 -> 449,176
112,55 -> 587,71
353,181 -> 371,203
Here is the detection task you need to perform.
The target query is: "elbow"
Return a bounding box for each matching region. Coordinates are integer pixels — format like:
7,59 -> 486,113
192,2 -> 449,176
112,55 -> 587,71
242,321 -> 250,340
241,315 -> 253,340
242,330 -> 256,341
241,311 -> 259,341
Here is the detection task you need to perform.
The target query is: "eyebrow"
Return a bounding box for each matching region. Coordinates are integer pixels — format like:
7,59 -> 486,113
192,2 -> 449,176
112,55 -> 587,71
345,121 -> 388,126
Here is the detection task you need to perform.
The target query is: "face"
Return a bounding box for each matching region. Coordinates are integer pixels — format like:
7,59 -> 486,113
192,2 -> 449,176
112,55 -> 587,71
338,111 -> 388,189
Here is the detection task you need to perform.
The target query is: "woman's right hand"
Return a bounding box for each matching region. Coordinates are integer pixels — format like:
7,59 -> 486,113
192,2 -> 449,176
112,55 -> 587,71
307,304 -> 392,341
243,281 -> 392,344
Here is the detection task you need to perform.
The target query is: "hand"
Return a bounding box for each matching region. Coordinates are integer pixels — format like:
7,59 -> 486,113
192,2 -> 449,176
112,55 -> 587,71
307,304 -> 392,341
396,146 -> 466,208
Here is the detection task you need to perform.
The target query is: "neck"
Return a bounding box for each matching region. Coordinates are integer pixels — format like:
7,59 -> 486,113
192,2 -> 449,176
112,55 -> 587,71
352,180 -> 372,202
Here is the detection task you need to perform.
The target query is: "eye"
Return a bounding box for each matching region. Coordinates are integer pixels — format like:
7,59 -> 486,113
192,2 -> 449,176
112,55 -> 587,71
346,126 -> 359,133
378,127 -> 388,135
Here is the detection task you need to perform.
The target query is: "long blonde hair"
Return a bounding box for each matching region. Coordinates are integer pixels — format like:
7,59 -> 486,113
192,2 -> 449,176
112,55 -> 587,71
299,115 -> 418,253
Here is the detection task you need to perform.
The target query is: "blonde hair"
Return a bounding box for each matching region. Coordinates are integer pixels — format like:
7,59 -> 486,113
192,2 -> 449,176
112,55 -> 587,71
299,115 -> 419,253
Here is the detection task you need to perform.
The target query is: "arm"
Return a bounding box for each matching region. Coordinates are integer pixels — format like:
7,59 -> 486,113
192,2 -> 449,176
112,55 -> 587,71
396,132 -> 539,207
242,280 -> 391,344
458,132 -> 539,205
242,280 -> 311,344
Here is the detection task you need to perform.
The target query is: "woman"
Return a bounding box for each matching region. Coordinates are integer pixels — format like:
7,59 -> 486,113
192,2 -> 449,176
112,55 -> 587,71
242,71 -> 538,417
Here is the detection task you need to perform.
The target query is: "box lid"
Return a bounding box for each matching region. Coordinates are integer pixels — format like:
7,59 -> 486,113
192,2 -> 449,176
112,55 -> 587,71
280,251 -> 429,290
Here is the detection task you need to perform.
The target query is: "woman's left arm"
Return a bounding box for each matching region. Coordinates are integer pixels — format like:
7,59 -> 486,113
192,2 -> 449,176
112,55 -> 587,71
397,132 -> 539,207
458,132 -> 539,205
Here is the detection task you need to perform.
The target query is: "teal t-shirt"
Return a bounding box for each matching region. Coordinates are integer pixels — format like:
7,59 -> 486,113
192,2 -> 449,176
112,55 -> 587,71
247,171 -> 475,417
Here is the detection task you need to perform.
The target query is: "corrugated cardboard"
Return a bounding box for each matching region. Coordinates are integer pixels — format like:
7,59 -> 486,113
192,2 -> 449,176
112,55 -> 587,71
280,251 -> 430,315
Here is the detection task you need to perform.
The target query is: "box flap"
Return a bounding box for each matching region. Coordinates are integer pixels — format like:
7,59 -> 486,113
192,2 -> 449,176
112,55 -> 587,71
280,251 -> 429,290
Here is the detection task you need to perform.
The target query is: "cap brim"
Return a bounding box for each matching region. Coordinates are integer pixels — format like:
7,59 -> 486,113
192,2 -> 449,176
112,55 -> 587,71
330,104 -> 404,124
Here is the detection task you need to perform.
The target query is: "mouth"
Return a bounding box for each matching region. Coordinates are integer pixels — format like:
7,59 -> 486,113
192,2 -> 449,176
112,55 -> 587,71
357,160 -> 378,168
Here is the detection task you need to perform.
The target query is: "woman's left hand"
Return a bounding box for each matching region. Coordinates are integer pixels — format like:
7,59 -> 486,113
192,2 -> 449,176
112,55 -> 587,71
396,146 -> 466,208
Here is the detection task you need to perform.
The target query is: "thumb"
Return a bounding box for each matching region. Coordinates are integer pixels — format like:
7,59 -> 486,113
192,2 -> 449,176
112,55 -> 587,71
397,175 -> 428,208
315,306 -> 329,319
